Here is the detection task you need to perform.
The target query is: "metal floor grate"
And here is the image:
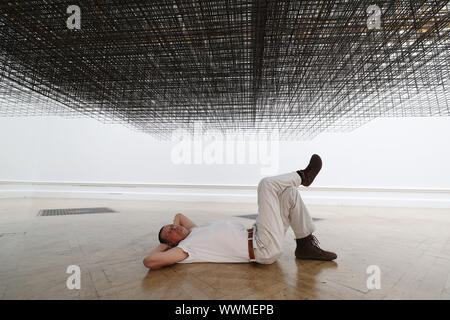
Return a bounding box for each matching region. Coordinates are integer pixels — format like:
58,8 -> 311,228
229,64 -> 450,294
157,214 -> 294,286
236,214 -> 322,222
38,207 -> 115,216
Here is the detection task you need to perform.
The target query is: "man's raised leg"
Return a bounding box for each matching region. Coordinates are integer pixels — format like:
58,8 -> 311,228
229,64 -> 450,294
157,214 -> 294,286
254,154 -> 324,257
254,154 -> 336,262
254,171 -> 302,254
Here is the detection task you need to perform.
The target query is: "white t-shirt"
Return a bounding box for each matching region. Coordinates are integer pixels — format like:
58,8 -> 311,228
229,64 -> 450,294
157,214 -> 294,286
177,220 -> 250,263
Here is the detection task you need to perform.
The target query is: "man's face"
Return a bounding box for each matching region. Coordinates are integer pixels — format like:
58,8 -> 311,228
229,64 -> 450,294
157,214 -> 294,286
161,224 -> 190,247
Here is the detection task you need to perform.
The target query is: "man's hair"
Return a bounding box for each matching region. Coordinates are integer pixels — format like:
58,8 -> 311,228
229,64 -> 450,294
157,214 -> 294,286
158,226 -> 168,244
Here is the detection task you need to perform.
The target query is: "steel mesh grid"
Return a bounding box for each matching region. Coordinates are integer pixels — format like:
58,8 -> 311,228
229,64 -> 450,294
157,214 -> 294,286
0,0 -> 449,140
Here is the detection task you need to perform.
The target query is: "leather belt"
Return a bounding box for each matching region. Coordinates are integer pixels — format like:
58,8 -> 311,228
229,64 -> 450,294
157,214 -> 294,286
247,228 -> 256,262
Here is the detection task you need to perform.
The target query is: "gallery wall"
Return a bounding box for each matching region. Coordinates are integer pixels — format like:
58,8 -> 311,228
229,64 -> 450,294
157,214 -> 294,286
1,116 -> 449,189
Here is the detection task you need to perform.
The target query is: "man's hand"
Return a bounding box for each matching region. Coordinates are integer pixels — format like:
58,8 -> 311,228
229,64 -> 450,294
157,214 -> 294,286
173,213 -> 182,226
173,213 -> 198,230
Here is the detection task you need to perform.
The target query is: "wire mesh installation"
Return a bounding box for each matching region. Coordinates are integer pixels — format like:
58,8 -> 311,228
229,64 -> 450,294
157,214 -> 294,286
0,0 -> 449,139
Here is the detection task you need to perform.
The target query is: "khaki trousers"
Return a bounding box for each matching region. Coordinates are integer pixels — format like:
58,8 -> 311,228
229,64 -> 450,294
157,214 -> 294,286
253,172 -> 316,264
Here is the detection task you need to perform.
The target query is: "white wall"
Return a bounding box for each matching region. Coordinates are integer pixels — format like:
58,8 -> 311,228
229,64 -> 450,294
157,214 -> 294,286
0,115 -> 450,207
1,116 -> 450,188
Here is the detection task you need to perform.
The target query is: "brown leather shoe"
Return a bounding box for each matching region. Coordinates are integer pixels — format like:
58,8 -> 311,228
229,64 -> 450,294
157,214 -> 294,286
299,154 -> 322,187
295,234 -> 337,261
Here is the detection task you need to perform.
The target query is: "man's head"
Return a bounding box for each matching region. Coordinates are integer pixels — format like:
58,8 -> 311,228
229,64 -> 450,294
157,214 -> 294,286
158,224 -> 190,247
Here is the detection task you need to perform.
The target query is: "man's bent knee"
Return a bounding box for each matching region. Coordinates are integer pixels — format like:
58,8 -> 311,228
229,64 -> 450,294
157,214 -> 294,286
280,186 -> 298,208
258,177 -> 275,191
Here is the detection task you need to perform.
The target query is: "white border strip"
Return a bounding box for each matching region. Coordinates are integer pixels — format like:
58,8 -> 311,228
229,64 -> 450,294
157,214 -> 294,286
0,181 -> 450,208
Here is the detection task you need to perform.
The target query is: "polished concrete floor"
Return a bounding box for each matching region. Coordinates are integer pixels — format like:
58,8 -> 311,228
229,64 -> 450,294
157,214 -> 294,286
0,197 -> 449,300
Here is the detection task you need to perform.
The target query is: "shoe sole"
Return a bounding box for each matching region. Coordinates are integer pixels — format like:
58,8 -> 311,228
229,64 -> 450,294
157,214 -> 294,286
295,256 -> 337,261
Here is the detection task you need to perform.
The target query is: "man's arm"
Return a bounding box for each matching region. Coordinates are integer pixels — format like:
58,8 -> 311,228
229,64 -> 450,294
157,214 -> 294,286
143,244 -> 188,270
173,213 -> 198,230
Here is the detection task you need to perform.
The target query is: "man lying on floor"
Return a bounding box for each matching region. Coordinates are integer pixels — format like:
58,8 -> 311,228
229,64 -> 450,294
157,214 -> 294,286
143,154 -> 337,270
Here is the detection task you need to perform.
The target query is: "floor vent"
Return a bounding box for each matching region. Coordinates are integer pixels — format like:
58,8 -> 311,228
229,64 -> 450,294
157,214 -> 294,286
236,214 -> 322,221
38,207 -> 115,216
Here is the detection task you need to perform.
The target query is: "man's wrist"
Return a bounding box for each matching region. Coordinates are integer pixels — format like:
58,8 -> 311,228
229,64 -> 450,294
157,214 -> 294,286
159,243 -> 170,250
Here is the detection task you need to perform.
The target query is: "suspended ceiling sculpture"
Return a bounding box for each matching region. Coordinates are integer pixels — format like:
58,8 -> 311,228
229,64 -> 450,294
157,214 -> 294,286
0,0 -> 449,139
